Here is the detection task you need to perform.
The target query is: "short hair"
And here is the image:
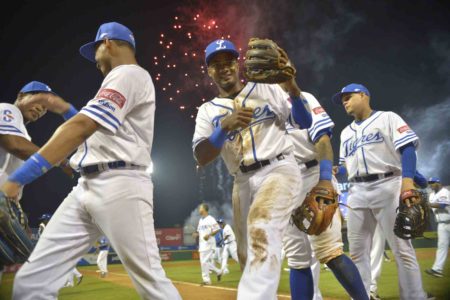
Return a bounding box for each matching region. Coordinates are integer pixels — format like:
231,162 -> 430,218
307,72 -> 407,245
199,203 -> 209,212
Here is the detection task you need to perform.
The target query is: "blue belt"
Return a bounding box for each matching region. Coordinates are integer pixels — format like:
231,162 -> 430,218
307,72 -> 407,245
80,161 -> 146,176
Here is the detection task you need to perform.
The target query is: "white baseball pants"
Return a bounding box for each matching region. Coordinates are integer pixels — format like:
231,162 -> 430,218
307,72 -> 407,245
199,248 -> 221,283
221,241 -> 239,272
233,153 -> 302,300
97,250 -> 109,273
431,222 -> 450,272
370,224 -> 385,294
347,176 -> 426,300
13,169 -> 181,300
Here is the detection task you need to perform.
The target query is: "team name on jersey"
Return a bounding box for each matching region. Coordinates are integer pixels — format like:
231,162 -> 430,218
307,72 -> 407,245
97,99 -> 116,112
211,103 -> 276,142
342,131 -> 384,157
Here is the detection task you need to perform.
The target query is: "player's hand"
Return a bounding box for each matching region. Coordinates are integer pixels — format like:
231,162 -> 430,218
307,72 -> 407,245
192,232 -> 199,239
43,94 -> 72,115
1,181 -> 22,202
332,166 -> 339,175
313,180 -> 336,209
221,107 -> 254,131
203,234 -> 210,241
58,159 -> 74,178
401,178 -> 417,207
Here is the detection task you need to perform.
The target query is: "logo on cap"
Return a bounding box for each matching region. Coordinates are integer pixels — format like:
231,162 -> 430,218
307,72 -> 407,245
100,33 -> 108,39
216,40 -> 226,50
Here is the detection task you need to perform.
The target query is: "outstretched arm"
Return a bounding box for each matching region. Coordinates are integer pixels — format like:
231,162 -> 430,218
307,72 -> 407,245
314,133 -> 334,190
1,114 -> 99,198
0,135 -> 40,161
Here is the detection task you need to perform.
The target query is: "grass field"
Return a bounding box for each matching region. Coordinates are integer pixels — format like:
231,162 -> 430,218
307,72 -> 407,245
0,249 -> 449,299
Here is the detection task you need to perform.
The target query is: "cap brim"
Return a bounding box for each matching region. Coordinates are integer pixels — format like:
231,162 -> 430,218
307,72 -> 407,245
79,41 -> 97,63
206,49 -> 239,65
331,92 -> 343,105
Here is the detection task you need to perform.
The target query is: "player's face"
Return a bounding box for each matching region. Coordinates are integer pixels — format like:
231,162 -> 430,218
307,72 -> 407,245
198,206 -> 207,216
95,40 -> 113,77
430,182 -> 441,191
207,52 -> 239,91
341,92 -> 367,116
17,93 -> 48,122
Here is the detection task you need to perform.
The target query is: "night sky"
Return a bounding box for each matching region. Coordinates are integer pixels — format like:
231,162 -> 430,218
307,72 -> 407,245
1,0 -> 449,228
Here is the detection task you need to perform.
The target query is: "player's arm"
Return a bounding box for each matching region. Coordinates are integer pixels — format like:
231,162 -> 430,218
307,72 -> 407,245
194,108 -> 253,166
0,134 -> 40,160
313,131 -> 334,190
1,114 -> 99,198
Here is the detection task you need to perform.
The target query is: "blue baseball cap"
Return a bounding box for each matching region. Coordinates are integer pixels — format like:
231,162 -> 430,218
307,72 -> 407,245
79,22 -> 136,63
428,177 -> 441,183
205,39 -> 239,65
331,83 -> 370,105
20,81 -> 55,94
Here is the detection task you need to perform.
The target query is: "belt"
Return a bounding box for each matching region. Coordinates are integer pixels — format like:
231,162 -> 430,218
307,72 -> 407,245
239,153 -> 285,173
350,172 -> 394,183
80,161 -> 146,176
303,159 -> 318,169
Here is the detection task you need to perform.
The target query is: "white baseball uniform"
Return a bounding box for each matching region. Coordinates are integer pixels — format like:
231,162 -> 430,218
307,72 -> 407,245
370,224 -> 386,295
282,92 -> 341,300
429,187 -> 450,273
13,65 -> 181,300
0,103 -> 30,282
221,223 -> 239,273
193,82 -> 305,300
339,110 -> 426,299
97,237 -> 110,274
197,214 -> 222,283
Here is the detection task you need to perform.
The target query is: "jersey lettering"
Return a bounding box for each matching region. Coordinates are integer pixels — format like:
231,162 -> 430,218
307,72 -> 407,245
2,110 -> 14,122
342,131 -> 384,157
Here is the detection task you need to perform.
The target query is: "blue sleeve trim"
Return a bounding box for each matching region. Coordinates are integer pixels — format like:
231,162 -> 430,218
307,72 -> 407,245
81,108 -> 119,131
9,153 -> 52,185
88,104 -> 122,127
0,125 -> 23,134
394,133 -> 418,148
400,143 -> 416,178
291,96 -> 312,129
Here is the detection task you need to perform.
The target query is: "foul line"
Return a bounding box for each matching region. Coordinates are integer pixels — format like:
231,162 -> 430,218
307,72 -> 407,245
108,272 -> 291,299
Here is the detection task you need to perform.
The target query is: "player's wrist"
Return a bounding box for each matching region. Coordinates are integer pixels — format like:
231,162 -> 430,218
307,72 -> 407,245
319,160 -> 333,181
8,153 -> 52,186
208,124 -> 228,149
62,104 -> 78,120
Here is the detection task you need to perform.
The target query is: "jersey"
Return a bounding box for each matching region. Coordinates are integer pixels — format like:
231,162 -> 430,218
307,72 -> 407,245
286,92 -> 334,163
70,64 -> 155,170
197,215 -> 220,251
222,224 -> 236,244
429,187 -> 450,223
339,111 -> 419,180
192,82 -> 302,174
0,103 -> 31,197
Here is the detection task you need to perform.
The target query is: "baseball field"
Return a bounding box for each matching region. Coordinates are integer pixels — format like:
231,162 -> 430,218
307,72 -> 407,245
0,248 -> 448,300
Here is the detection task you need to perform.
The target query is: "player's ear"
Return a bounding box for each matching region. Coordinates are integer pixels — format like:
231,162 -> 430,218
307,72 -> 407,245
207,66 -> 214,78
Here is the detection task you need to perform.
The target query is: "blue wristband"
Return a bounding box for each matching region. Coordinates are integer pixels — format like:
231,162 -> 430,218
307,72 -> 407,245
9,153 -> 52,185
336,165 -> 347,176
291,96 -> 312,129
63,104 -> 78,120
208,125 -> 228,149
319,160 -> 333,181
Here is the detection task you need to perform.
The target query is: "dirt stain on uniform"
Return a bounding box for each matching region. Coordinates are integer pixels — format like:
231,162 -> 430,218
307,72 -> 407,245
249,227 -> 268,269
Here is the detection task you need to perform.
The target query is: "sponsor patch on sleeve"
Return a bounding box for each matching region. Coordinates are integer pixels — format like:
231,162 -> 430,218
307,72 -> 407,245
96,89 -> 126,108
397,125 -> 410,133
313,107 -> 325,114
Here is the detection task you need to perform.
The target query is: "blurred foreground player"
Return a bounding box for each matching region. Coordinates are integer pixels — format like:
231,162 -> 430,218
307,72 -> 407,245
2,22 -> 181,300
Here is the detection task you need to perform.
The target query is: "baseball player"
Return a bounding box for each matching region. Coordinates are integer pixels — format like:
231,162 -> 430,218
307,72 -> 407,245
332,83 -> 431,299
213,224 -> 224,267
96,236 -> 110,278
217,219 -> 239,275
193,39 -> 312,300
194,204 -> 223,284
0,81 -> 74,284
283,92 -> 367,300
1,22 -> 181,300
426,177 -> 450,278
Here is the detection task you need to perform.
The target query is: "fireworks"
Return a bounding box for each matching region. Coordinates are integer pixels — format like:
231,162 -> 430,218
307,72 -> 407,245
150,4 -> 253,119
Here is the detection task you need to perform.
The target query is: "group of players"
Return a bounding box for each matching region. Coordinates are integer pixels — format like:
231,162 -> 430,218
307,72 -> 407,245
0,20 -> 446,300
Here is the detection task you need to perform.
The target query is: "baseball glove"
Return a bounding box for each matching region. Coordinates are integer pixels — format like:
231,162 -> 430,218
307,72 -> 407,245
244,38 -> 296,83
292,186 -> 339,236
0,192 -> 34,266
394,189 -> 430,240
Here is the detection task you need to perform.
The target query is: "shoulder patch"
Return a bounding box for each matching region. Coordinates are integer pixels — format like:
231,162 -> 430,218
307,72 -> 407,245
313,107 -> 325,114
397,125 -> 410,133
96,89 -> 126,109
